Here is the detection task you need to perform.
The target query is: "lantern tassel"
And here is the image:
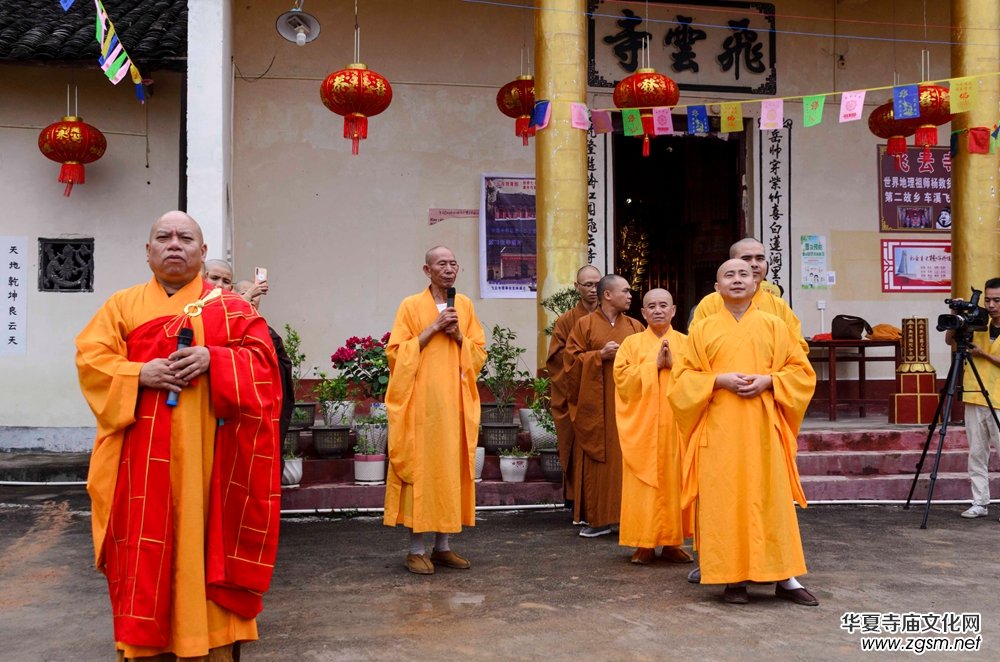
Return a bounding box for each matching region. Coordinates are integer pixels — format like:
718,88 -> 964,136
515,116 -> 534,146
59,162 -> 85,197
887,136 -> 907,156
642,134 -> 650,158
344,115 -> 369,156
915,125 -> 938,148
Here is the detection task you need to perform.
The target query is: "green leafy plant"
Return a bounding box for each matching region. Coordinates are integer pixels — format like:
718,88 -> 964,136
498,446 -> 538,458
331,334 -> 391,401
284,324 -> 307,397
479,324 -> 530,409
283,449 -> 302,461
355,411 -> 388,426
313,372 -> 350,403
541,286 -> 581,336
528,376 -> 556,436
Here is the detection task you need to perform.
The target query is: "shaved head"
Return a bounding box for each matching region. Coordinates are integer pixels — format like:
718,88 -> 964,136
425,245 -> 454,265
150,210 -> 202,243
642,288 -> 673,307
577,265 -> 600,281
203,259 -> 234,291
717,258 -> 750,281
729,237 -> 767,284
730,237 -> 765,258
640,287 -> 675,332
146,210 -> 206,293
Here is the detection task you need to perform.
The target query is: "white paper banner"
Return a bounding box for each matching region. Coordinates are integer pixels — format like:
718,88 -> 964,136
1,236 -> 27,355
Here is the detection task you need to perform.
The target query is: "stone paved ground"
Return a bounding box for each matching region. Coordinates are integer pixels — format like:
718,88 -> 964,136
0,484 -> 997,661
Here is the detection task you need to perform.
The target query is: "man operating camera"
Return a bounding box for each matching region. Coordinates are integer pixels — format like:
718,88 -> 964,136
945,278 -> 1000,520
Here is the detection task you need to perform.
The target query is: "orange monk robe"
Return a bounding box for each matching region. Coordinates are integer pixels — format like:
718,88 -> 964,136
76,277 -> 280,659
613,327 -> 693,549
668,308 -> 816,585
545,301 -> 592,505
564,311 -> 645,528
383,289 -> 487,533
692,286 -> 809,354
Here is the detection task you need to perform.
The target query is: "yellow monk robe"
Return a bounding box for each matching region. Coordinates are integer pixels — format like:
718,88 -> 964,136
613,327 -> 693,549
383,289 -> 487,532
545,301 -> 592,507
76,277 -> 280,659
668,307 -> 815,585
692,286 -> 809,354
564,310 -> 645,528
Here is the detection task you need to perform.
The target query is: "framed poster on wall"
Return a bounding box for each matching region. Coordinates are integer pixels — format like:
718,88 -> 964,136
480,175 -> 537,299
881,239 -> 951,292
877,146 -> 952,232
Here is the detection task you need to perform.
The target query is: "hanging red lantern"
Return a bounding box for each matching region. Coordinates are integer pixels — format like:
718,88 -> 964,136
868,102 -> 917,169
38,116 -> 107,197
912,84 -> 953,157
613,68 -> 679,157
497,75 -> 535,146
320,63 -> 392,155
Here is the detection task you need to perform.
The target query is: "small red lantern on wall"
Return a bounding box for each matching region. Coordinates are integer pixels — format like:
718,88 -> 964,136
613,68 -> 679,157
320,63 -> 392,155
497,75 -> 535,146
38,116 -> 107,197
868,101 -> 916,163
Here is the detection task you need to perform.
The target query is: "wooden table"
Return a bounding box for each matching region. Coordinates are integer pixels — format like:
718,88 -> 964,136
806,339 -> 901,421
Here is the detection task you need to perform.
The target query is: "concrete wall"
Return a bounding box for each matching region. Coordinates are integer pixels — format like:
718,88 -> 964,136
0,66 -> 182,447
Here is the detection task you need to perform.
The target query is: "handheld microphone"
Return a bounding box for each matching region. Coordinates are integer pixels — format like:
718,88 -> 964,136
446,287 -> 456,308
165,327 -> 195,407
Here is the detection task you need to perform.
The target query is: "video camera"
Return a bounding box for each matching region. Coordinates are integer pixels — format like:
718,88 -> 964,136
936,287 -> 990,335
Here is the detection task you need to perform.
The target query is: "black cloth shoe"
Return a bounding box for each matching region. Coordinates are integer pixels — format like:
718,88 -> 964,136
722,584 -> 749,604
775,584 -> 819,606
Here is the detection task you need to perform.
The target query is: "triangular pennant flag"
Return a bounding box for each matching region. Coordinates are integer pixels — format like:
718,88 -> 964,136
893,84 -> 920,119
968,126 -> 990,154
803,95 -> 825,127
570,102 -> 590,130
720,102 -> 743,132
687,105 -> 709,134
591,110 -> 613,134
529,101 -> 551,131
651,107 -> 673,135
839,90 -> 865,122
949,77 -> 978,114
60,0 -> 76,10
760,99 -> 783,130
621,109 -> 643,137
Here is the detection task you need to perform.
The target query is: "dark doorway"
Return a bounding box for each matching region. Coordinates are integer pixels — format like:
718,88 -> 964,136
611,128 -> 745,330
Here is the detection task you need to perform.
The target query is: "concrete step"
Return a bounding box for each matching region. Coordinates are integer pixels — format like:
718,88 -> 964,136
796,449 -> 1000,477
800,472 -> 1000,501
797,427 -> 968,452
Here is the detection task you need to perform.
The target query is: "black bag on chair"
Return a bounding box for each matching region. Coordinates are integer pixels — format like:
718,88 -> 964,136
831,314 -> 873,339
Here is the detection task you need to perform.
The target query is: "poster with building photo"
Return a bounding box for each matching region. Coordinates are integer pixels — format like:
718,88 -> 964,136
878,146 -> 951,232
480,175 -> 537,299
881,239 -> 951,293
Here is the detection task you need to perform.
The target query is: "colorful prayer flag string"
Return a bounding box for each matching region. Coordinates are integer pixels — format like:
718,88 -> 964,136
93,0 -> 145,102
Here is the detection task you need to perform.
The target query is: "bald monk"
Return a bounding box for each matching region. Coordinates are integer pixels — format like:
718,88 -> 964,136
383,246 -> 487,575
669,259 -> 818,606
203,258 -> 234,291
692,237 -> 808,354
613,288 -> 694,564
564,274 -> 645,538
545,264 -> 602,520
76,211 -> 283,660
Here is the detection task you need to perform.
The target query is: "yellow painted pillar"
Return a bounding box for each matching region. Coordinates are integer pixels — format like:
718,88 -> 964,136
951,1 -> 1000,296
535,0 -> 588,369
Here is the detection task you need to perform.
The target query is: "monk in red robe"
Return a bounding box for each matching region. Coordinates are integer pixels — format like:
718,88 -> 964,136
383,246 -> 487,575
76,211 -> 283,660
564,274 -> 644,538
669,259 -> 818,606
545,265 -> 601,520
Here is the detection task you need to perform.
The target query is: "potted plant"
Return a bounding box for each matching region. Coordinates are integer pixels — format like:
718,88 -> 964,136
285,324 -> 317,428
281,450 -> 303,488
354,410 -> 389,456
331,333 -> 391,417
498,447 -> 537,483
353,433 -> 387,484
479,324 -> 530,422
519,376 -> 558,450
540,286 -> 581,336
313,372 -> 355,427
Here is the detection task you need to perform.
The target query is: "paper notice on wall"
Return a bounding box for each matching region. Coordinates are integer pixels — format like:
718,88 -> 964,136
1,236 -> 27,355
801,234 -> 828,289
429,208 -> 478,225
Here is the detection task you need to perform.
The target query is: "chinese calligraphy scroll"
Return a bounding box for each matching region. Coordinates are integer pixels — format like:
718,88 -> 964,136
1,236 -> 27,356
757,118 -> 793,305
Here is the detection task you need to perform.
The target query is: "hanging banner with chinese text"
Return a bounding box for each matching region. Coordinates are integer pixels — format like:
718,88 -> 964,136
2,236 -> 27,356
878,146 -> 952,232
756,118 -> 793,305
480,175 -> 537,299
881,239 -> 951,293
588,0 -> 776,95
586,128 -> 610,273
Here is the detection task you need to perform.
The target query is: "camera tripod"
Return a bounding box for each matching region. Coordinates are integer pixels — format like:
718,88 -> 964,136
905,333 -> 1000,528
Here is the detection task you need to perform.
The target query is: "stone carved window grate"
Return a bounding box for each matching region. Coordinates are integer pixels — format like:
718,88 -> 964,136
39,238 -> 94,292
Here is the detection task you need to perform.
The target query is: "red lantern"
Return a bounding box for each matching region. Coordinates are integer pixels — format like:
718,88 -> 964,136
38,116 -> 107,197
497,75 -> 535,146
613,68 -> 679,157
868,101 -> 916,163
320,63 -> 392,155
912,84 -> 953,157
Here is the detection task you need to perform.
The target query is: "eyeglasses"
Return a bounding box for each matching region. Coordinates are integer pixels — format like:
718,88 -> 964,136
576,281 -> 598,289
